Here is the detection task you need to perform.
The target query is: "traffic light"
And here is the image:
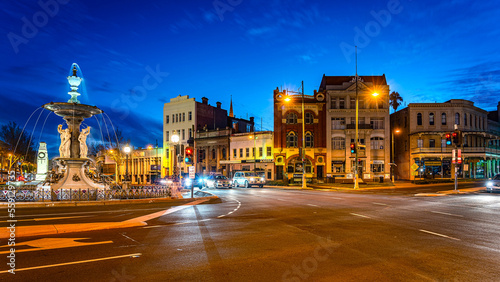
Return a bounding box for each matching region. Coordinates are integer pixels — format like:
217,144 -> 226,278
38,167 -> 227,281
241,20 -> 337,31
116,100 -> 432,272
185,147 -> 193,164
350,143 -> 356,154
445,133 -> 452,146
452,131 -> 461,146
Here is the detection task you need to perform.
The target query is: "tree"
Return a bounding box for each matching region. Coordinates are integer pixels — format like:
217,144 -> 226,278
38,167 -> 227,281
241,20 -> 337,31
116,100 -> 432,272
389,91 -> 403,112
0,121 -> 37,168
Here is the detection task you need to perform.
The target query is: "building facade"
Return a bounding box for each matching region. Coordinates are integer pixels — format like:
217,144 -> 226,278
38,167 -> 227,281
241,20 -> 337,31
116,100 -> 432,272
320,75 -> 391,182
221,131 -> 274,180
194,128 -> 231,177
273,87 -> 327,182
162,95 -> 227,177
391,99 -> 500,180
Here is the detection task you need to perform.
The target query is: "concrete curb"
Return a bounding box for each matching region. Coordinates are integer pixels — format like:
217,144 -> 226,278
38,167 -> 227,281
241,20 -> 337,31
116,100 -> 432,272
0,196 -> 202,209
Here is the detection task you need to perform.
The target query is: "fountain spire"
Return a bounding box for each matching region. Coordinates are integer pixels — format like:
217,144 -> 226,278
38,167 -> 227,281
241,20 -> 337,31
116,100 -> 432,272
67,64 -> 82,104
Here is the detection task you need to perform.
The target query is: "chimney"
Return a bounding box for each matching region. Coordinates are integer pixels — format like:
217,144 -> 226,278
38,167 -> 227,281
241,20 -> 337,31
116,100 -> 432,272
216,101 -> 221,109
250,117 -> 254,123
202,97 -> 208,105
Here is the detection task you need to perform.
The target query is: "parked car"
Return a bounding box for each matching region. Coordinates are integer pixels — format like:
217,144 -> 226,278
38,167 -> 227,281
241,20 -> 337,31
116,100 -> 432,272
205,174 -> 231,189
486,174 -> 500,192
232,171 -> 265,188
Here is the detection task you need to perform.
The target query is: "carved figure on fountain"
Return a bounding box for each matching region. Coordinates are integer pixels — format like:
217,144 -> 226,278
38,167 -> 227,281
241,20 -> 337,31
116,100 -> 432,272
79,126 -> 91,158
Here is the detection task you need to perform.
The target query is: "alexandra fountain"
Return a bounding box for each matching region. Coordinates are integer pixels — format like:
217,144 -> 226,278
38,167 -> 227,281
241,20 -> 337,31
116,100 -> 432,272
43,65 -> 107,190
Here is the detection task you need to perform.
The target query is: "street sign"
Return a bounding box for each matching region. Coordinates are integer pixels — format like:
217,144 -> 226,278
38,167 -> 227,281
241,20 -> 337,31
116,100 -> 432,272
411,163 -> 419,171
189,166 -> 195,179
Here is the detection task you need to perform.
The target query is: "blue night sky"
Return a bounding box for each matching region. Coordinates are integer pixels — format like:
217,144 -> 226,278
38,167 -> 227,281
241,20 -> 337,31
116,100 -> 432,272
0,0 -> 499,157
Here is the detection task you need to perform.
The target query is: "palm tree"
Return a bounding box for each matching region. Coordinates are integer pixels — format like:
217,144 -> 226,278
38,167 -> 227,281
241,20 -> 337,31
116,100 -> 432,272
389,91 -> 403,112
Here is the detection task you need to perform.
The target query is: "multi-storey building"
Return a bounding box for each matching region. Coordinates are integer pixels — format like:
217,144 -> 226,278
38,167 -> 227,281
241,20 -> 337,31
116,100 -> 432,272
273,87 -> 327,182
391,99 -> 500,180
221,131 -> 274,180
162,95 -> 227,177
320,75 -> 391,182
194,128 -> 231,176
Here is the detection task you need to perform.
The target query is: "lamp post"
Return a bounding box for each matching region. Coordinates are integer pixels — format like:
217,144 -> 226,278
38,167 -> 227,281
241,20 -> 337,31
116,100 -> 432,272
123,145 -> 131,184
171,132 -> 180,181
392,129 -> 400,183
250,132 -> 257,173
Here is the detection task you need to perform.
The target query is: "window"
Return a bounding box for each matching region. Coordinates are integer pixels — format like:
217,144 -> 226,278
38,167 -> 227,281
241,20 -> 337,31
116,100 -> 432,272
455,113 -> 460,125
182,129 -> 185,140
259,147 -> 263,157
233,149 -> 237,158
252,148 -> 255,157
464,113 -> 467,126
189,128 -> 192,139
332,161 -> 345,173
331,118 -> 346,129
267,146 -> 272,156
475,116 -> 477,128
442,139 -> 446,148
441,113 -> 446,125
417,139 -> 423,148
189,111 -> 192,121
239,148 -> 243,158
358,99 -> 364,109
183,113 -> 185,122
370,137 -> 384,150
286,113 -> 297,124
212,149 -> 216,159
429,139 -> 435,148
429,113 -> 434,125
305,132 -> 314,148
172,114 -> 175,123
470,115 -> 472,127
371,164 -> 384,173
370,118 -> 384,129
246,148 -> 249,157
286,131 -> 298,148
305,112 -> 314,124
350,97 -> 355,109
339,98 -> 345,109
417,113 -> 422,125
176,114 -> 179,123
331,137 -> 345,150
166,131 -> 169,141
166,115 -> 169,124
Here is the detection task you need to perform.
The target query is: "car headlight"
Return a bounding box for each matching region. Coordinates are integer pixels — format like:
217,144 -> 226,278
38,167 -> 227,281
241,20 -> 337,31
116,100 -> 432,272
486,181 -> 493,188
185,178 -> 192,185
260,177 -> 265,181
250,178 -> 255,182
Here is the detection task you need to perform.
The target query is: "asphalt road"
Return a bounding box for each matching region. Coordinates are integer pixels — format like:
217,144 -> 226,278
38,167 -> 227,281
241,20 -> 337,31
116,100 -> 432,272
1,186 -> 500,281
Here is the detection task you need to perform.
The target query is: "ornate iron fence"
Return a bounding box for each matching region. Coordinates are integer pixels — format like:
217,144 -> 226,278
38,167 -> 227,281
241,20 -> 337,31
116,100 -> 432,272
0,186 -> 172,202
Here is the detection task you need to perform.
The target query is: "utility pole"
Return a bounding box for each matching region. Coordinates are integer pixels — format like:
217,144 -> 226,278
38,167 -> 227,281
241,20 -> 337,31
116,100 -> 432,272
354,46 -> 359,189
301,80 -> 307,189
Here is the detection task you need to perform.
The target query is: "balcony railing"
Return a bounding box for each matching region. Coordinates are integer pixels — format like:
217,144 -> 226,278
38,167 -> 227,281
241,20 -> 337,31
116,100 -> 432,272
346,124 -> 373,130
411,146 -> 500,155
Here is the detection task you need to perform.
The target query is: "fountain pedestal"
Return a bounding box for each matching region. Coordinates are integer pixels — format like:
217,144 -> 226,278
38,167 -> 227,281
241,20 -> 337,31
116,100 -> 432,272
50,158 -> 105,190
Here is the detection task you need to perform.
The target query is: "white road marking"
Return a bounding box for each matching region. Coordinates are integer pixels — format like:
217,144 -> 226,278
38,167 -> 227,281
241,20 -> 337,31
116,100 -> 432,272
199,219 -> 211,222
143,225 -> 162,229
350,213 -> 371,219
0,238 -> 112,255
373,202 -> 388,206
419,229 -> 460,241
121,234 -> 139,244
0,253 -> 142,273
430,211 -> 464,218
307,204 -> 319,207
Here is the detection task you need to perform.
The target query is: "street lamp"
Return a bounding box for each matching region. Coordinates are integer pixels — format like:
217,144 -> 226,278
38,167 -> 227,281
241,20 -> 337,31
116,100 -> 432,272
392,129 -> 400,183
171,132 -> 180,181
123,145 -> 131,183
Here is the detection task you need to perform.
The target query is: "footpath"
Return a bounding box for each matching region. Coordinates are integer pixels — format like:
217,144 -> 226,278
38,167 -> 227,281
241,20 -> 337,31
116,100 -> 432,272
266,180 -> 486,196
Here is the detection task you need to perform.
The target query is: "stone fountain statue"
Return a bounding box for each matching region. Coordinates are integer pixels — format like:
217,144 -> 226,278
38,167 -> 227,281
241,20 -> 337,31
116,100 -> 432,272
43,64 -> 105,190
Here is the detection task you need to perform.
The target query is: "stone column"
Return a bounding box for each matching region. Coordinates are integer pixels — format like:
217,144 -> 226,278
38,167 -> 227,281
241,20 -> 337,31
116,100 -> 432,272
63,116 -> 84,158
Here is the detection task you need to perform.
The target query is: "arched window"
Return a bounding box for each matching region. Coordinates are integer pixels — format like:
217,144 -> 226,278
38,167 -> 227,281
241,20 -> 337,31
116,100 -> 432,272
286,131 -> 298,148
429,113 -> 434,125
455,113 -> 460,125
464,113 -> 467,126
305,132 -> 314,148
286,113 -> 297,124
305,112 -> 314,124
417,113 -> 422,125
441,113 -> 446,125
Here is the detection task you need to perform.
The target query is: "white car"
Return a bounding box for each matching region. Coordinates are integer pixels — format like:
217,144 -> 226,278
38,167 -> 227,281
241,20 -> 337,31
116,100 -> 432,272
232,171 -> 265,188
486,174 -> 500,192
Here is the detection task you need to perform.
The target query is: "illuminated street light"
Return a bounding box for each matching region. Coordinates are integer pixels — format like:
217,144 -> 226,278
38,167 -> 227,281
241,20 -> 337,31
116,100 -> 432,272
123,145 -> 131,183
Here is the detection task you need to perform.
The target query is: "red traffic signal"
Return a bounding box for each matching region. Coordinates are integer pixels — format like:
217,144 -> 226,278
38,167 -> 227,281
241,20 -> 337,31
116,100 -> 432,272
350,143 -> 356,154
445,133 -> 452,145
185,147 -> 193,156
